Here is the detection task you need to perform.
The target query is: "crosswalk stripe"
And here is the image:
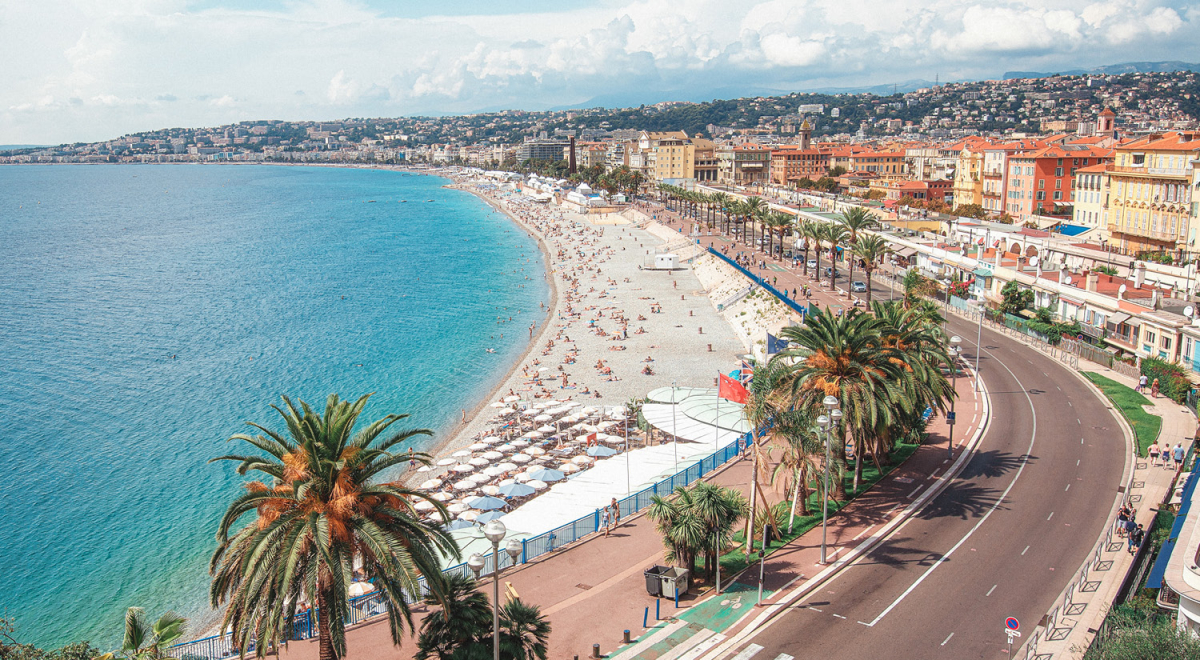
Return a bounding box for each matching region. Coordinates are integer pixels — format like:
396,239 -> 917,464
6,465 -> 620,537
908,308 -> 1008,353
729,643 -> 763,660
773,655 -> 795,660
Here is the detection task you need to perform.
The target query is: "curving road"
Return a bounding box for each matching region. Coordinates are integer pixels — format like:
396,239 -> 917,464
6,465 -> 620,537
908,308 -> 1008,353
723,302 -> 1129,659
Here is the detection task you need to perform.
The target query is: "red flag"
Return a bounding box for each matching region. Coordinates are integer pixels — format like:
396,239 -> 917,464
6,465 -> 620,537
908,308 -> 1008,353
718,373 -> 749,404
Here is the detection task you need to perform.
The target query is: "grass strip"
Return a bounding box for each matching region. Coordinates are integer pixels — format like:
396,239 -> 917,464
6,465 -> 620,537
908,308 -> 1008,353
1081,372 -> 1162,456
718,441 -> 920,575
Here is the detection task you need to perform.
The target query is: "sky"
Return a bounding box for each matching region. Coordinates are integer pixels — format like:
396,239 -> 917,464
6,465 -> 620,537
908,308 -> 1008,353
3,0 -> 1200,145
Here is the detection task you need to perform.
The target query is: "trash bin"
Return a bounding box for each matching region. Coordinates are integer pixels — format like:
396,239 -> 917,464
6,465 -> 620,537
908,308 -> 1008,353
643,565 -> 668,597
659,567 -> 690,598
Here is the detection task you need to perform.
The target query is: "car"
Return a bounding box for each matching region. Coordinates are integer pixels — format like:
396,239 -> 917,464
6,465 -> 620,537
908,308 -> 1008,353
851,281 -> 868,293
807,259 -> 818,269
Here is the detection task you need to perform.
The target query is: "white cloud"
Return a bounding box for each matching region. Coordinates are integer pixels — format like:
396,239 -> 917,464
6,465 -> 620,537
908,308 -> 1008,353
1,0 -> 1198,143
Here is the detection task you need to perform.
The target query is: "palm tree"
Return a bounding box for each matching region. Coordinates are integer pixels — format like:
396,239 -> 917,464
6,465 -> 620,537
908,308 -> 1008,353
836,207 -> 879,290
648,482 -> 746,580
796,219 -> 817,277
741,358 -> 789,556
777,309 -> 903,500
766,408 -> 824,532
97,608 -> 187,660
209,394 -> 458,660
849,235 -> 891,304
765,212 -> 791,261
499,600 -> 552,660
688,482 -> 749,581
742,197 -> 766,250
415,573 -> 493,660
648,487 -> 705,575
824,224 -> 850,288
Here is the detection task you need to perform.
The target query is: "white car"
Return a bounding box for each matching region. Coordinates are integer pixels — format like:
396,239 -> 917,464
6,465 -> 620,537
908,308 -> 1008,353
851,281 -> 868,293
807,260 -> 818,269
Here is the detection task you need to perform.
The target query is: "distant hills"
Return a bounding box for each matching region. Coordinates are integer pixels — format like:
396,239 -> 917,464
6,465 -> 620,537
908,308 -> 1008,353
1003,61 -> 1200,80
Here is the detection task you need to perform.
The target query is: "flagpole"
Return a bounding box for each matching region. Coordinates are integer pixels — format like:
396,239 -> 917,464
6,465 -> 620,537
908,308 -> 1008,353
715,373 -> 721,455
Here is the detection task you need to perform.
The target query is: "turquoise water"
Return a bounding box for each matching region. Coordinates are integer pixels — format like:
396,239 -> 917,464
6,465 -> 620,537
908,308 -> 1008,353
0,165 -> 548,647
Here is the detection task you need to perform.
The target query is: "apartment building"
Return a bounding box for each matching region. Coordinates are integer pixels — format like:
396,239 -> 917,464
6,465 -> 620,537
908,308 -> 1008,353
1107,131 -> 1200,255
1072,163 -> 1110,233
770,146 -> 830,185
717,144 -> 771,187
653,135 -> 695,181
1005,144 -> 1111,219
952,145 -> 986,208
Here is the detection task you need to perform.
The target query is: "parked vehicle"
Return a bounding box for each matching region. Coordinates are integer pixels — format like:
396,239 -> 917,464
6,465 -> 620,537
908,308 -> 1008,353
851,281 -> 868,293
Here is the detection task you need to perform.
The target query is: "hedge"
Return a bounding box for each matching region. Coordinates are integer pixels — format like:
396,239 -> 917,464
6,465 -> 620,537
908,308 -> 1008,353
1140,357 -> 1192,404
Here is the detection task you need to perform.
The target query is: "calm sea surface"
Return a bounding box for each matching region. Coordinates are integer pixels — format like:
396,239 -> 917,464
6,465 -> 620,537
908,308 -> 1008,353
0,165 -> 548,647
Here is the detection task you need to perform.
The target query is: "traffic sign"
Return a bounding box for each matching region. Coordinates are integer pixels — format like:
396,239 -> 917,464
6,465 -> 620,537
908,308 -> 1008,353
947,411 -> 956,422
1005,617 -> 1020,631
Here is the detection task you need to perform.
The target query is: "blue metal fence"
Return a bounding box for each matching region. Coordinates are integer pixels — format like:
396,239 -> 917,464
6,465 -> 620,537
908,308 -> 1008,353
706,248 -> 808,316
171,434 -> 750,660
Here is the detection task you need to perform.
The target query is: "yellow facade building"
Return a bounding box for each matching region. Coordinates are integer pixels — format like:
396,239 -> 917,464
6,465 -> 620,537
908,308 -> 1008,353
951,147 -> 984,208
1107,132 -> 1200,255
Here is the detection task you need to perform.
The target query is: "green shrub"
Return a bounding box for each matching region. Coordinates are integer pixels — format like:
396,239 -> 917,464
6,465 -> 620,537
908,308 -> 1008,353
1140,357 -> 1192,403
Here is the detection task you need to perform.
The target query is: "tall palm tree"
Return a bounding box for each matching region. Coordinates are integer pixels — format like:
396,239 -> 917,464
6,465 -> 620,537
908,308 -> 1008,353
710,192 -> 733,234
742,197 -> 766,250
849,235 -> 891,304
415,573 -> 493,660
766,408 -> 824,532
688,482 -> 749,581
741,358 -> 789,556
777,309 -> 903,500
648,487 -> 705,575
499,600 -> 552,660
209,394 -> 458,660
824,224 -> 850,288
836,207 -> 880,289
796,219 -> 817,277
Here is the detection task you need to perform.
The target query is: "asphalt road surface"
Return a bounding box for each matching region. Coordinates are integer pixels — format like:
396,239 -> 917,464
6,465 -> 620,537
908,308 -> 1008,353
726,300 -> 1129,660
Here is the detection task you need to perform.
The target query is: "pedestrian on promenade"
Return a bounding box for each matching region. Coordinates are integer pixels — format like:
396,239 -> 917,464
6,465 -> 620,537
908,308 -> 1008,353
1116,506 -> 1129,537
1124,514 -> 1137,545
1130,524 -> 1145,554
600,506 -> 611,537
1173,443 -> 1186,470
1151,378 -> 1160,398
1149,442 -> 1161,465
1137,374 -> 1147,393
611,497 -> 621,530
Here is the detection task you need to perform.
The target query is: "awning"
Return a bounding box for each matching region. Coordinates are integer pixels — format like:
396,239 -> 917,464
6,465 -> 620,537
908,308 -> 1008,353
1146,471 -> 1198,588
1107,311 -> 1131,326
895,247 -> 917,258
972,268 -> 992,277
1060,296 -> 1084,307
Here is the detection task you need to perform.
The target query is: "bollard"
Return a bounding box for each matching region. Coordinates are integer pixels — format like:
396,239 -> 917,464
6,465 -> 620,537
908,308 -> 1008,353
681,295 -> 685,300
698,327 -> 703,334
624,630 -> 631,644
593,644 -> 601,659
708,344 -> 712,352
656,600 -> 660,620
674,585 -> 679,608
643,607 -> 648,629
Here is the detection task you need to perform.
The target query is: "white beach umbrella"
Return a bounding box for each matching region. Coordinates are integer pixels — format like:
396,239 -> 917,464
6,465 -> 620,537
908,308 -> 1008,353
534,414 -> 552,422
469,443 -> 488,451
447,502 -> 470,514
468,457 -> 490,467
572,455 -> 594,465
481,436 -> 500,444
581,406 -> 597,415
452,450 -> 472,458
498,478 -> 516,487
452,463 -> 475,473
432,492 -> 453,502
526,447 -> 546,456
436,458 -> 457,466
521,409 -> 538,417
526,431 -> 543,439
514,473 -> 531,483
597,421 -> 616,430
559,462 -> 580,473
415,501 -> 436,512
601,434 -> 624,444
511,453 -> 532,464
481,485 -> 501,496
503,395 -> 521,403
482,451 -> 504,461
495,462 -> 517,473
416,465 -> 433,473
497,443 -> 517,453
527,480 -> 548,491
511,439 -> 530,447
458,510 -> 480,521
468,472 -> 492,484
490,402 -> 506,408
545,399 -> 562,406
531,402 -> 548,410
426,511 -> 446,523
496,408 -> 515,416
419,479 -> 443,490
348,582 -> 376,597
538,425 -> 555,433
453,480 -> 475,491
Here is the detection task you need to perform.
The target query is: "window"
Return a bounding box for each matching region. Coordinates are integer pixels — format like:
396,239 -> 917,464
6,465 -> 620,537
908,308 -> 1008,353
1163,336 -> 1173,350
1132,154 -> 1146,165
1039,179 -> 1045,189
1054,191 -> 1062,200
1145,330 -> 1157,345
1037,191 -> 1045,200
1056,180 -> 1062,189
1055,167 -> 1064,177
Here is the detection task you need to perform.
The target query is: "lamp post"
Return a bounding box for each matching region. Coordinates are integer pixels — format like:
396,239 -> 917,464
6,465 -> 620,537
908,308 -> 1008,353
948,336 -> 961,460
969,300 -> 983,392
818,394 -> 841,565
468,521 -> 524,660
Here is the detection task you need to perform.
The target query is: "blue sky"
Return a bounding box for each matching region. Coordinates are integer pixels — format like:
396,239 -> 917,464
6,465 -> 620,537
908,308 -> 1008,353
3,0 -> 1199,144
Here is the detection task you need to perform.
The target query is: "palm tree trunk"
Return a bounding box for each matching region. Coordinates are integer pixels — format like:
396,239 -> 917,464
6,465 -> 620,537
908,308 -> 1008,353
865,266 -> 874,304
744,464 -> 758,558
787,474 -> 801,533
317,588 -> 334,660
834,426 -> 848,501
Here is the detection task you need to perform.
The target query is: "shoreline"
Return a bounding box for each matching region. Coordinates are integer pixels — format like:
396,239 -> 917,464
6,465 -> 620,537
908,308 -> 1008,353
409,183 -> 563,478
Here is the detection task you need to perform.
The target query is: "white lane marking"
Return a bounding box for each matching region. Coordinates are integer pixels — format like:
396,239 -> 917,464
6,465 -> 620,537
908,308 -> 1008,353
831,614 -> 847,620
929,468 -> 942,480
1077,419 -> 1082,424
862,342 -> 1040,628
773,655 -> 795,660
906,486 -> 922,499
987,584 -> 997,596
808,607 -> 823,612
1068,401 -> 1073,407
852,525 -> 877,542
1081,437 -> 1085,444
1065,484 -> 1070,492
941,633 -> 955,646
1022,545 -> 1030,555
1077,459 -> 1081,466
730,644 -> 764,660
1047,511 -> 1054,521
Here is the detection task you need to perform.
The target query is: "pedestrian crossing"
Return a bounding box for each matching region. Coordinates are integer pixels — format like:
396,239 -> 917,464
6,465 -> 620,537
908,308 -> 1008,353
725,644 -> 794,660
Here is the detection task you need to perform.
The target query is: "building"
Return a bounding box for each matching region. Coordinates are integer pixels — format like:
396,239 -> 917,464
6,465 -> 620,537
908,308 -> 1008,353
652,135 -> 695,181
952,146 -> 986,208
1004,143 -> 1112,219
717,144 -> 771,187
770,146 -> 829,186
886,180 -> 954,206
1107,131 -> 1200,256
516,138 -> 570,162
1072,163 -> 1110,234
692,138 -> 719,182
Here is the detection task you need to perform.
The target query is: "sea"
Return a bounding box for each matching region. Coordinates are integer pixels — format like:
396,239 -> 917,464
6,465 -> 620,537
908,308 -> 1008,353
0,164 -> 549,648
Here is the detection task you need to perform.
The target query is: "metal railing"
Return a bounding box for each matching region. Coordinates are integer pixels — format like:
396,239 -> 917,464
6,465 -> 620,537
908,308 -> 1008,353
171,434 -> 750,660
707,247 -> 809,316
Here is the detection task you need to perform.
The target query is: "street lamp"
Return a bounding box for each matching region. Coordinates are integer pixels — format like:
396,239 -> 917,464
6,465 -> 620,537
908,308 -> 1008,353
948,336 -> 961,460
468,520 -> 523,660
818,394 -> 841,565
